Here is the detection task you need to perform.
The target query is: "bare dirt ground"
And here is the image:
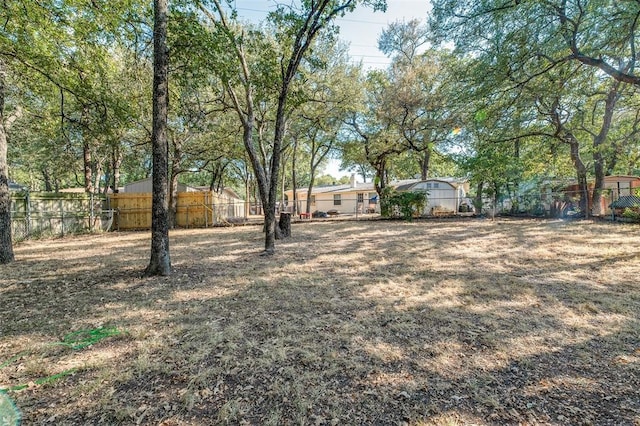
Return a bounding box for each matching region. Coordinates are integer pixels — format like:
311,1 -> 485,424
1,218 -> 639,425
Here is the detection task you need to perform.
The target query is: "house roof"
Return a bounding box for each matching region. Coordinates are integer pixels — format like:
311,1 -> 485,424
9,180 -> 27,192
397,177 -> 468,191
221,187 -> 242,200
124,177 -> 198,193
288,178 -> 470,195
610,195 -> 640,209
395,182 -> 416,191
292,179 -> 420,195
562,175 -> 640,189
604,175 -> 640,181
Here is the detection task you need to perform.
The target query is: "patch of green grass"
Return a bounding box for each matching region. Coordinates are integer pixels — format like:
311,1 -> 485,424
56,326 -> 122,350
4,368 -> 77,392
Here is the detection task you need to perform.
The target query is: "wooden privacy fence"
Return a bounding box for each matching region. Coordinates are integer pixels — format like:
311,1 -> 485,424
109,191 -> 245,230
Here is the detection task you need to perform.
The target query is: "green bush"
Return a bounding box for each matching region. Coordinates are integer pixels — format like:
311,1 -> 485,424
380,188 -> 427,220
622,208 -> 640,221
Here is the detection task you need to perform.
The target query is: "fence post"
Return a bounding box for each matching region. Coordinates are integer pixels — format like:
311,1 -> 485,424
492,194 -> 497,220
25,192 -> 31,238
90,192 -> 94,232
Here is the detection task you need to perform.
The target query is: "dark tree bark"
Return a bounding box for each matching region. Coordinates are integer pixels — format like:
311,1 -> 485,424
567,134 -> 589,216
291,136 -> 299,215
0,59 -> 15,264
591,79 -> 621,216
168,168 -> 179,229
277,212 -> 291,238
550,100 -> 589,217
168,137 -> 182,229
420,147 -> 431,180
145,0 -> 171,276
42,168 -> 53,192
111,145 -> 122,192
82,107 -> 93,194
209,161 -> 227,193
83,139 -> 93,193
474,181 -> 484,214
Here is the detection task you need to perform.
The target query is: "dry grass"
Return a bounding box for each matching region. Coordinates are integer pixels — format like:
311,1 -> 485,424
1,218 -> 639,425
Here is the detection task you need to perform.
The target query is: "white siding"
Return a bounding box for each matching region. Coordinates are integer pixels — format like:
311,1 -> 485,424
411,181 -> 461,215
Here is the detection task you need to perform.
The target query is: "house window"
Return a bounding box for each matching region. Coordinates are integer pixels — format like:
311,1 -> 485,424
426,183 -> 432,189
357,193 -> 364,203
433,183 -> 439,189
333,194 -> 341,205
311,195 -> 316,205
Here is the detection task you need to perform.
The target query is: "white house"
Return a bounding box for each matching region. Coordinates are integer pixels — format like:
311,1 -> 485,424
396,178 -> 470,215
285,174 -> 390,215
284,175 -> 376,215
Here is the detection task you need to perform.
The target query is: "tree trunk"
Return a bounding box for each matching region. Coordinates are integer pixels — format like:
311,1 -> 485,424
292,137 -> 298,215
373,158 -> 387,196
42,168 -> 53,192
551,100 -> 589,218
281,155 -> 287,213
168,136 -> 181,229
112,145 -> 122,192
420,147 -> 431,180
592,152 -> 605,216
83,140 -> 93,193
474,181 -> 484,215
145,0 -> 171,276
0,59 -> 15,264
591,80 -> 620,216
567,135 -> 589,217
94,161 -> 103,194
306,165 -> 318,214
168,170 -> 179,229
244,176 -> 250,219
82,106 -> 93,194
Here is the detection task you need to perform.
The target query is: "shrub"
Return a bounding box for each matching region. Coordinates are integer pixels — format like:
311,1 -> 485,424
380,188 -> 427,220
622,208 -> 640,221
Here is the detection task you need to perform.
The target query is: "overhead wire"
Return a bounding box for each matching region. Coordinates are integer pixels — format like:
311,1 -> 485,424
223,5 -> 394,68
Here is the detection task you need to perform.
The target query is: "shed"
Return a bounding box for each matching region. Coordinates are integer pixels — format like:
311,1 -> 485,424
397,178 -> 469,216
123,177 -> 198,193
609,195 -> 640,213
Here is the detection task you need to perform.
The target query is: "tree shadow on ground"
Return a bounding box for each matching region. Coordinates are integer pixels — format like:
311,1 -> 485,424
1,219 -> 639,425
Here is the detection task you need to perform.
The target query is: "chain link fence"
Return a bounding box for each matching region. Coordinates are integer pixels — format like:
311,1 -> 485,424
10,192 -> 112,242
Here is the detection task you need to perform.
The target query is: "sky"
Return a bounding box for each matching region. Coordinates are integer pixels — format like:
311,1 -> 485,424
229,1 -> 432,69
228,1 -> 433,178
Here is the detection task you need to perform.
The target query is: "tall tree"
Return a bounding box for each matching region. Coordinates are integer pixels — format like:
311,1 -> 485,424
198,0 -> 385,254
344,69 -> 407,196
145,0 -> 171,276
0,59 -> 21,264
291,39 -> 361,214
430,0 -> 640,215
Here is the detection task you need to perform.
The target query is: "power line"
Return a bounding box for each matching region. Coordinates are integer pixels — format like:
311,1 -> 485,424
335,17 -> 390,25
229,6 -> 393,26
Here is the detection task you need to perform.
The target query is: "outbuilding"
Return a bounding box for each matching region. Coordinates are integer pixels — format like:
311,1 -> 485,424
396,178 -> 470,216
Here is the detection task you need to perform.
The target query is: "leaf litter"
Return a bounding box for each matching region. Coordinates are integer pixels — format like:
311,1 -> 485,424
1,218 -> 639,425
